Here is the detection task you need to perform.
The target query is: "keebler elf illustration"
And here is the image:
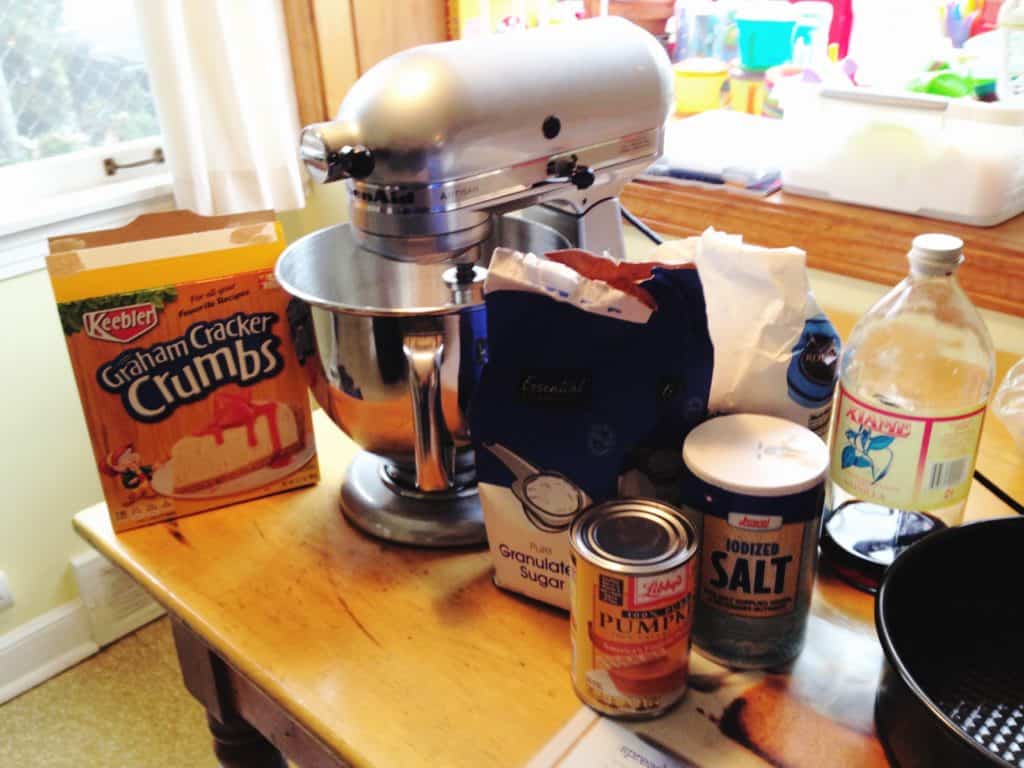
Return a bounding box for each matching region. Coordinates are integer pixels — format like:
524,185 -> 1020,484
100,444 -> 160,504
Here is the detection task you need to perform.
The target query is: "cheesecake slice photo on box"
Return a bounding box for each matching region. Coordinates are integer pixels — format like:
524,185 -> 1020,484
153,390 -> 314,499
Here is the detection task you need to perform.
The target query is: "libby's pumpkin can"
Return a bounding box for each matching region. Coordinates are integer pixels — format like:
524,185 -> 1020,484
569,499 -> 698,719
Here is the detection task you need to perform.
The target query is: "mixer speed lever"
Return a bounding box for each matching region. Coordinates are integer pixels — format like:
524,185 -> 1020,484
545,156 -> 595,190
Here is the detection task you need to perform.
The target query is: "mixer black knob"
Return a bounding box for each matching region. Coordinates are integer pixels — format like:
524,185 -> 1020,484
546,156 -> 595,190
338,145 -> 375,180
570,165 -> 595,190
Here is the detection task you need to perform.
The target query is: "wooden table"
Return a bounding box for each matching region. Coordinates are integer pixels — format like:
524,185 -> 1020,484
73,316 -> 1024,768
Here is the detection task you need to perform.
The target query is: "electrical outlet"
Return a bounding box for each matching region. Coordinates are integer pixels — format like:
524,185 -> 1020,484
0,570 -> 13,612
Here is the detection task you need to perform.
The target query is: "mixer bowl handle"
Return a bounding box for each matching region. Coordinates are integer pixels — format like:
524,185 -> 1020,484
403,332 -> 456,492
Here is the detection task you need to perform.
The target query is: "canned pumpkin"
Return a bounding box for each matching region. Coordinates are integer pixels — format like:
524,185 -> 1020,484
569,499 -> 698,719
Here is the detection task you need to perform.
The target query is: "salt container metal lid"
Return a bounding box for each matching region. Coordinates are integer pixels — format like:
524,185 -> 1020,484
682,414 -> 828,498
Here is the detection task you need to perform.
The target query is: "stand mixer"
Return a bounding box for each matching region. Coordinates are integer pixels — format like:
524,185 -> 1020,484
276,17 -> 673,547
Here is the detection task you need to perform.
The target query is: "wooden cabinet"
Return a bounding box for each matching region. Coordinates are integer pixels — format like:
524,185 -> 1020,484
283,0 -> 449,127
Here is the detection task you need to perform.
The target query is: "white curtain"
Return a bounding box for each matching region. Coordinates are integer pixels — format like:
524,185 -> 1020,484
134,0 -> 306,215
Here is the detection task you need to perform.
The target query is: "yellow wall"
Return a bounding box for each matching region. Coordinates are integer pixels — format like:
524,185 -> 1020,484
0,183 -> 349,636
278,183 -> 350,244
0,268 -> 104,634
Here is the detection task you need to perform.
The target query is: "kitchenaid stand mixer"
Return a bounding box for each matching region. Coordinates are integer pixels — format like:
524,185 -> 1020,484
276,17 -> 673,547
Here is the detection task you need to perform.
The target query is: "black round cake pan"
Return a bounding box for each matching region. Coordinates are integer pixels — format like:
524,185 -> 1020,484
876,516 -> 1024,767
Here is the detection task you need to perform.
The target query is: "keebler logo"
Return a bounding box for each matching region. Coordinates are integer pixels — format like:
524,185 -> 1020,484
83,303 -> 158,343
846,406 -> 912,438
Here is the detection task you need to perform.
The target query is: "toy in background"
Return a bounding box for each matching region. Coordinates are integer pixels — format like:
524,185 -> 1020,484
730,2 -> 803,115
671,0 -> 853,118
945,0 -> 980,48
937,0 -> 1003,44
713,2 -> 782,114
846,0 -> 1023,101
907,63 -> 997,99
451,0 -> 585,37
735,2 -> 797,71
889,1 -> 1024,102
674,57 -> 729,113
671,0 -> 1023,120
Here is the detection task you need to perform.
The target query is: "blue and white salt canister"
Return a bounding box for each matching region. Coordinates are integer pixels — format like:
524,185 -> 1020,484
680,414 -> 829,669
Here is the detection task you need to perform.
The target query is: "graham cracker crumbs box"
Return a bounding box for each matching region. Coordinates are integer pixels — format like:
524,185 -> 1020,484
48,210 -> 319,532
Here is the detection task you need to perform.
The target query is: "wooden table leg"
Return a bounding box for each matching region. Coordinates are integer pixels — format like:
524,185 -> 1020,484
170,616 -> 287,768
169,615 -> 349,768
208,712 -> 287,768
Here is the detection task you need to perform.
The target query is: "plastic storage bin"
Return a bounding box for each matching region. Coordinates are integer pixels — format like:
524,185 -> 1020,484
781,86 -> 1024,226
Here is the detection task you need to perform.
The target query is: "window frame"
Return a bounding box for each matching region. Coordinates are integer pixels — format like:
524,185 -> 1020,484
0,135 -> 166,208
0,135 -> 172,280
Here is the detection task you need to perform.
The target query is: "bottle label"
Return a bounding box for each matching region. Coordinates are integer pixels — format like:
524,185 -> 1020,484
830,384 -> 986,510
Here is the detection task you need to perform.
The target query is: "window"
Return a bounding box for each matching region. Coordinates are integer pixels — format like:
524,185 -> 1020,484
0,0 -> 171,278
0,0 -> 159,168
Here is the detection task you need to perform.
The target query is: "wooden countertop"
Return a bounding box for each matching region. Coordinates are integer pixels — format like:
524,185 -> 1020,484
621,181 -> 1024,318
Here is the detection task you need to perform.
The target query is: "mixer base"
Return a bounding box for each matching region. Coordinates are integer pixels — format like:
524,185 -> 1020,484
340,451 -> 486,548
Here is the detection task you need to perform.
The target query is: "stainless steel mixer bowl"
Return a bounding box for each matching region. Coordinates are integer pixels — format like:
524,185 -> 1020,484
277,213 -> 571,494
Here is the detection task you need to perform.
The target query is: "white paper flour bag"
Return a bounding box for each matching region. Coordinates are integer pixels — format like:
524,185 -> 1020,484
655,228 -> 840,437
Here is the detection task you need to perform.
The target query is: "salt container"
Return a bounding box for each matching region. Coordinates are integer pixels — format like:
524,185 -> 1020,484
680,414 -> 828,668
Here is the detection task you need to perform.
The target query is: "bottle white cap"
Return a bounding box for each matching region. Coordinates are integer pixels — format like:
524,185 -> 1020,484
908,233 -> 965,275
682,414 -> 828,498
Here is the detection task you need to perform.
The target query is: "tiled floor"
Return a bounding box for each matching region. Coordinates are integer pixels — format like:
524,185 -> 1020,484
0,617 -> 217,767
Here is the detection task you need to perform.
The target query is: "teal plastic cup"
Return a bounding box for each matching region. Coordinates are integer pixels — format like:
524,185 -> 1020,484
736,17 -> 796,71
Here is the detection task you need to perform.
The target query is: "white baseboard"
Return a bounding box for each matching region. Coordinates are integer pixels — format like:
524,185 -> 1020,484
0,599 -> 99,705
71,549 -> 165,648
0,551 -> 167,704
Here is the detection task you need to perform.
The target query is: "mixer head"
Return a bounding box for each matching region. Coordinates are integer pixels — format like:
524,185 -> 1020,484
299,17 -> 673,264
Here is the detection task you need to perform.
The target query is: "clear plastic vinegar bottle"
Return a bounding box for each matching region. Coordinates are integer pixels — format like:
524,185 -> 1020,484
821,234 -> 996,590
